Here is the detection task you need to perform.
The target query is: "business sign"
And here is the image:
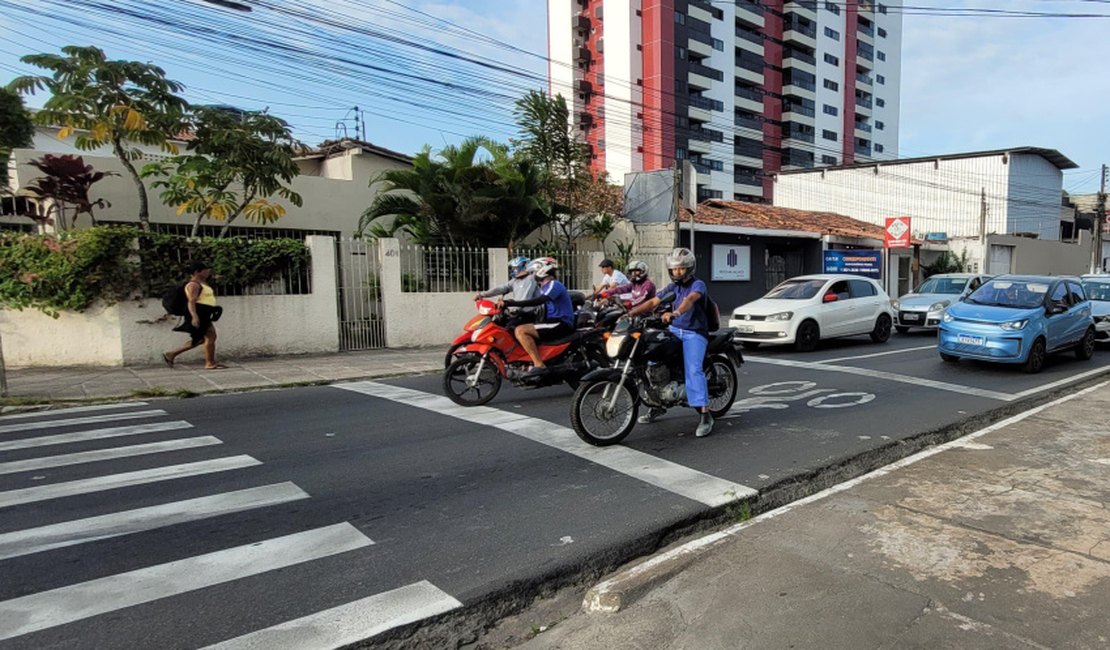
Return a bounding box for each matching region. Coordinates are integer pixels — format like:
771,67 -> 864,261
824,250 -> 882,279
711,244 -> 751,281
884,216 -> 911,249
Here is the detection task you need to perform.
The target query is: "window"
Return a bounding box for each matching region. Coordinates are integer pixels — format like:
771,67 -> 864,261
825,1 -> 840,14
677,46 -> 687,59
823,78 -> 839,91
712,38 -> 724,51
877,27 -> 887,38
676,147 -> 687,160
823,53 -> 839,66
675,12 -> 685,24
877,50 -> 886,61
876,74 -> 885,85
824,27 -> 840,40
878,3 -> 888,13
822,129 -> 838,141
875,120 -> 884,130
828,281 -> 851,300
1049,283 -> 1068,307
849,280 -> 877,298
876,97 -> 886,107
823,103 -> 839,116
822,154 -> 838,165
1067,281 -> 1086,305
874,143 -> 884,153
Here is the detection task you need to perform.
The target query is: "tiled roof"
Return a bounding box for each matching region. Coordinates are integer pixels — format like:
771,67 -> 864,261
683,200 -> 901,241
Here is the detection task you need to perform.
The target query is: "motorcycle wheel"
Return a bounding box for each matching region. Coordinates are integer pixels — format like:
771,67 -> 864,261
443,354 -> 502,406
705,356 -> 738,418
571,379 -> 639,446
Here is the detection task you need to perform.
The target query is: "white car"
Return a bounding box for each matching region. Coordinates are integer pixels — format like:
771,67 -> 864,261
892,273 -> 991,333
1080,274 -> 1110,343
729,274 -> 895,352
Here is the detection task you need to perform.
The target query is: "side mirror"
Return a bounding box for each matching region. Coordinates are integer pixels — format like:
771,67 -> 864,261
823,293 -> 839,303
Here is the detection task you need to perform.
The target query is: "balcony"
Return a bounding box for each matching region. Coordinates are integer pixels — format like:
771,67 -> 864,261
783,101 -> 815,118
735,54 -> 765,74
857,42 -> 875,61
734,27 -> 764,47
782,123 -> 816,143
783,14 -> 818,39
576,47 -> 592,63
855,72 -> 873,86
734,173 -> 762,189
783,48 -> 816,65
697,187 -> 724,201
688,126 -> 725,143
574,15 -> 591,32
689,95 -> 723,112
579,112 -> 594,127
689,61 -> 724,84
734,113 -> 761,130
735,0 -> 764,23
858,22 -> 874,38
854,121 -> 872,133
855,144 -> 872,157
783,73 -> 817,93
576,79 -> 593,95
855,96 -> 873,109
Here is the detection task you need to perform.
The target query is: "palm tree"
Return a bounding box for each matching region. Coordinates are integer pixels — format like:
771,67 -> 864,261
8,46 -> 189,231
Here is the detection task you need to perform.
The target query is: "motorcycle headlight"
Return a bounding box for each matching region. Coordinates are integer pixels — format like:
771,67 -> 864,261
930,301 -> 950,312
766,311 -> 794,322
999,319 -> 1028,331
606,334 -> 626,358
942,312 -> 955,323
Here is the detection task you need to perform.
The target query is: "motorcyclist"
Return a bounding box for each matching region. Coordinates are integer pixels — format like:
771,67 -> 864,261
626,247 -> 715,438
502,258 -> 576,376
598,259 -> 657,307
475,256 -> 540,325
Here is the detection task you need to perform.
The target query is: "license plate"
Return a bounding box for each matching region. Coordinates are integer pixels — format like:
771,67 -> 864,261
902,313 -> 920,321
957,334 -> 985,346
736,325 -> 754,334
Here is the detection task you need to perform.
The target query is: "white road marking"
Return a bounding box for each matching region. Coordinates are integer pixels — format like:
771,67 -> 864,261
584,379 -> 1109,612
0,410 -> 167,434
204,580 -> 460,650
0,436 -> 223,475
744,356 -> 1016,401
337,382 -> 755,506
0,402 -> 149,421
815,345 -> 937,364
0,456 -> 261,508
0,522 -> 373,641
1012,365 -> 1110,398
0,482 -> 310,561
0,421 -> 194,451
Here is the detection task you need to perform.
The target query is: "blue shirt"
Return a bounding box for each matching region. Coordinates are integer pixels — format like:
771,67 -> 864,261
541,279 -> 576,327
659,278 -> 709,336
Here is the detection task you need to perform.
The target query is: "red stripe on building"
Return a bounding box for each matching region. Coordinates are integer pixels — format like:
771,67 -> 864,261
762,0 -> 785,201
582,0 -> 606,175
842,1 -> 859,165
641,0 -> 676,171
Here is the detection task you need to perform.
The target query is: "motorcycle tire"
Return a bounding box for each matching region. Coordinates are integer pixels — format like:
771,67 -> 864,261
443,354 -> 502,406
705,355 -> 738,418
571,379 -> 639,446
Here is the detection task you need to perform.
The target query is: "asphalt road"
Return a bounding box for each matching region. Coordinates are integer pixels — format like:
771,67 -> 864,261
2,333 -> 1108,649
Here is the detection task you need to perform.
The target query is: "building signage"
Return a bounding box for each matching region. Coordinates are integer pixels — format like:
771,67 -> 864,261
711,244 -> 751,281
884,216 -> 911,249
823,250 -> 882,279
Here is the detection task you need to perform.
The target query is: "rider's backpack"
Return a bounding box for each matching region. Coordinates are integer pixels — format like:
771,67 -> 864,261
161,283 -> 188,316
703,293 -> 721,332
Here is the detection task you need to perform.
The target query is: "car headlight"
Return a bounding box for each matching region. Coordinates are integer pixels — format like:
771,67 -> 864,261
930,301 -> 949,312
891,300 -> 900,310
942,312 -> 955,323
766,311 -> 794,322
999,319 -> 1028,331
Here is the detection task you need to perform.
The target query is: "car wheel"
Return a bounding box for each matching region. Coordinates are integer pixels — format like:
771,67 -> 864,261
870,313 -> 892,343
740,341 -> 761,350
895,325 -> 910,335
794,320 -> 820,352
940,352 -> 959,363
1075,327 -> 1096,360
1022,337 -> 1046,374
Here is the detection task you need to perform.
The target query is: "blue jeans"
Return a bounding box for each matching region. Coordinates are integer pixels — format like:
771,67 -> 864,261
670,326 -> 708,409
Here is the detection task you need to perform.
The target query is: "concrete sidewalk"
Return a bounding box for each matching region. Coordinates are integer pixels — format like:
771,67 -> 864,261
517,381 -> 1110,650
1,348 -> 445,402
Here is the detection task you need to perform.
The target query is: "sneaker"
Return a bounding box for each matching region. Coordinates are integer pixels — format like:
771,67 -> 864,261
524,366 -> 550,377
637,407 -> 666,424
695,412 -> 715,438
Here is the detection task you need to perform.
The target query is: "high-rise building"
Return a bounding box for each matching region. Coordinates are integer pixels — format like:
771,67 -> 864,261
548,0 -> 902,202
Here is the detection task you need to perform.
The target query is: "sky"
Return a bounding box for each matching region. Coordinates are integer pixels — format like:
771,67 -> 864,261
0,0 -> 1106,194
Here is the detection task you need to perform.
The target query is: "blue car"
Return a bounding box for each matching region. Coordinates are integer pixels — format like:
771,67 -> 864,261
938,275 -> 1096,373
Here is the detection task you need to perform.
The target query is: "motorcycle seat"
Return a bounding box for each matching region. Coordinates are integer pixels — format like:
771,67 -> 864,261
707,328 -> 737,353
542,330 -> 584,346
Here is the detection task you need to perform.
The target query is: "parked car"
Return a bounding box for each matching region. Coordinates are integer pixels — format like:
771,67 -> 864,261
938,275 -> 1096,373
892,273 -> 991,333
1080,274 -> 1110,343
729,274 -> 894,352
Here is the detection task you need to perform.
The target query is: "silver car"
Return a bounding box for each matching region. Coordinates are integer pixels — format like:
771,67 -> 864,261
1080,274 -> 1110,343
893,273 -> 991,333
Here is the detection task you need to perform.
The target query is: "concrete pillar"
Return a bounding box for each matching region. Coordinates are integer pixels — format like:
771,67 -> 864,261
488,248 -> 509,288
379,238 -> 403,347
305,235 -> 340,353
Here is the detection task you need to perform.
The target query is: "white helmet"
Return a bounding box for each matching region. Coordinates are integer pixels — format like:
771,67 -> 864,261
666,247 -> 696,284
627,260 -> 649,282
533,257 -> 559,279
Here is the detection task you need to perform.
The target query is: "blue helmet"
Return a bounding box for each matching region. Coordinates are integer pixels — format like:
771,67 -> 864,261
509,256 -> 531,275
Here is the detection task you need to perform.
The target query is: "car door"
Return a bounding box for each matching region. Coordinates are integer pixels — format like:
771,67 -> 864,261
1044,281 -> 1074,350
848,279 -> 883,334
1066,281 -> 1092,342
818,280 -> 854,337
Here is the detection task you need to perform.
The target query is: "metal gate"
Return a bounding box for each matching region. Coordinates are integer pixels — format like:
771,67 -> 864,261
336,238 -> 385,351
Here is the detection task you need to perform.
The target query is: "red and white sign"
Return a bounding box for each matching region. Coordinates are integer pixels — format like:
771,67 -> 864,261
884,216 -> 911,249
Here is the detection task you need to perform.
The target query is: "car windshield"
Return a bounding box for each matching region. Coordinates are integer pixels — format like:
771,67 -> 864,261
915,276 -> 968,295
965,280 -> 1048,309
765,279 -> 826,300
1082,280 -> 1110,301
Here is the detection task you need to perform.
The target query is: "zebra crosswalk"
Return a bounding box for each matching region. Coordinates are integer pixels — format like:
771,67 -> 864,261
0,402 -> 460,648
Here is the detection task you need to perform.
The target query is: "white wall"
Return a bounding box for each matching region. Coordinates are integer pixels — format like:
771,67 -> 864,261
872,3 -> 903,158
603,0 -> 636,180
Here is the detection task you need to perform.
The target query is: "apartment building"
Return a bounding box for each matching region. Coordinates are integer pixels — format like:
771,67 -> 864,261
548,0 -> 902,202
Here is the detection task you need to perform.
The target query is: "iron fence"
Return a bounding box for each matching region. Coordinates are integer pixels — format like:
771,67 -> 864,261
336,238 -> 385,350
399,245 -> 490,293
511,248 -> 598,292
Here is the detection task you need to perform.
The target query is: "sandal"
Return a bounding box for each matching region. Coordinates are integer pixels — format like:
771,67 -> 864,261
205,364 -> 229,370
162,353 -> 174,368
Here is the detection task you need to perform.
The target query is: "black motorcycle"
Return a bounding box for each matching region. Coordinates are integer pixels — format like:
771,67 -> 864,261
569,311 -> 741,446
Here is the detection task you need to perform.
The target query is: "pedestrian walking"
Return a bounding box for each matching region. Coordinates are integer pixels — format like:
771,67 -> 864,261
163,261 -> 226,370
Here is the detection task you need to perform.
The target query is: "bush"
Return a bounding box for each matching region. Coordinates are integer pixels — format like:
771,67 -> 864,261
0,226 -> 309,315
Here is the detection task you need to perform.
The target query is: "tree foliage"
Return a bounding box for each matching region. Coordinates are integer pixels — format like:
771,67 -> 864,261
0,88 -> 34,188
7,45 -> 189,230
21,154 -> 116,231
142,106 -> 302,238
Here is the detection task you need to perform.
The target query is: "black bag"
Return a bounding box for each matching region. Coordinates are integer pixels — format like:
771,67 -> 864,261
704,294 -> 721,333
161,283 -> 188,316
